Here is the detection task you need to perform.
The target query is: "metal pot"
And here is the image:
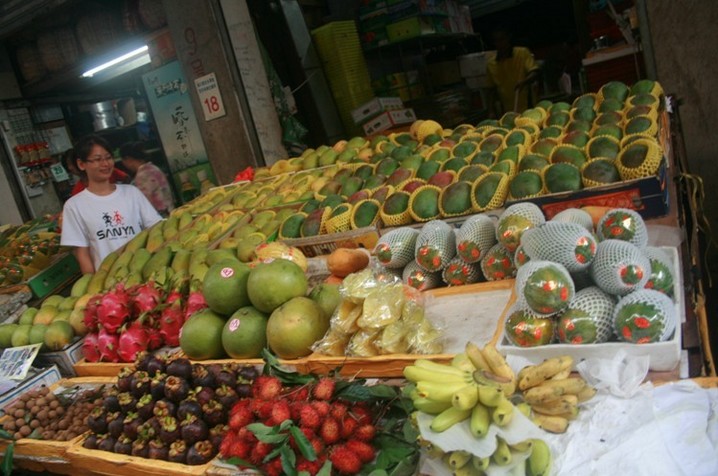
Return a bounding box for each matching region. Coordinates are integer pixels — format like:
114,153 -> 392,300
90,101 -> 118,131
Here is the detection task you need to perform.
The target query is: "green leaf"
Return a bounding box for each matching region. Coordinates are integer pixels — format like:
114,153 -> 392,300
388,454 -> 420,476
401,418 -> 419,442
264,445 -> 283,463
255,433 -> 289,444
317,460 -> 332,476
261,348 -> 315,385
246,422 -> 274,436
0,430 -> 13,441
224,456 -> 256,469
280,445 -> 297,476
367,384 -> 400,399
367,470 -> 389,476
290,425 -> 317,461
298,472 -> 311,476
279,419 -> 294,431
2,441 -> 13,476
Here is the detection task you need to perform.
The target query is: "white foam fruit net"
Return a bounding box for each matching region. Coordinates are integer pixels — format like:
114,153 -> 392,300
480,242 -> 517,281
415,220 -> 456,272
496,202 -> 546,252
514,243 -> 531,269
515,260 -> 575,315
550,207 -> 595,232
374,227 -> 420,268
503,301 -> 556,347
455,213 -> 496,264
643,246 -> 675,298
590,239 -> 651,296
521,221 -> 598,272
402,260 -> 442,291
556,286 -> 616,344
612,288 -> 677,343
596,208 -> 648,248
442,256 -> 483,286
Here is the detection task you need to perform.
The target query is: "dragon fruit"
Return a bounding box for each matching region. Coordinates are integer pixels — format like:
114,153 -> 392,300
98,328 -> 120,362
159,299 -> 185,347
184,291 -> 208,321
130,282 -> 165,315
83,295 -> 103,332
97,285 -> 131,334
166,289 -> 183,305
118,321 -> 150,362
83,332 -> 101,362
146,324 -> 163,351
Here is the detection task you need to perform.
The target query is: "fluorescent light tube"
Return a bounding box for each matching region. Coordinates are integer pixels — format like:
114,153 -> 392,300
81,45 -> 150,78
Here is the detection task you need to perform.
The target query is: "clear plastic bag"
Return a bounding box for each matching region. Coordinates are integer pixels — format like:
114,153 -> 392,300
357,282 -> 405,329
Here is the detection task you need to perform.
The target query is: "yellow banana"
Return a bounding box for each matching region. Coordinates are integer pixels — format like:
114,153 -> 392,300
531,396 -> 578,416
465,342 -> 491,371
412,396 -> 452,415
532,414 -> 569,434
453,464 -> 483,476
550,368 -> 572,380
451,352 -> 477,372
472,455 -> 490,471
509,440 -> 533,452
480,344 -> 516,395
418,380 -> 474,403
469,401 -> 490,438
518,356 -> 573,390
414,359 -> 470,376
452,384 -> 479,411
430,406 -> 472,433
448,450 -> 472,469
477,385 -> 503,407
524,377 -> 586,404
492,437 -> 512,466
527,439 -> 552,476
491,396 -> 514,427
403,365 -> 471,385
576,385 -> 597,402
538,377 -> 586,394
516,402 -> 532,418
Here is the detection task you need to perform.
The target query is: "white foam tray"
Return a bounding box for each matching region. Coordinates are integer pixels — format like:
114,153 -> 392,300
497,246 -> 684,372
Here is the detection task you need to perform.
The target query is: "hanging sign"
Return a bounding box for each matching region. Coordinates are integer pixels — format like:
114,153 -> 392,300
194,72 -> 226,121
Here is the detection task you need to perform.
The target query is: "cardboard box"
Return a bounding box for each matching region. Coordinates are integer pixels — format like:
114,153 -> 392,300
34,337 -> 85,377
0,365 -> 62,410
351,96 -> 404,124
362,108 -> 417,135
386,15 -> 435,42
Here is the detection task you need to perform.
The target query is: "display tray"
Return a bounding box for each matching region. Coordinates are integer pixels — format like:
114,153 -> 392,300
282,225 -> 381,258
494,247 -> 684,372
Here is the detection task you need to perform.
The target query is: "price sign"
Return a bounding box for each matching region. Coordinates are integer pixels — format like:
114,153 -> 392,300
49,163 -> 69,182
194,72 -> 226,121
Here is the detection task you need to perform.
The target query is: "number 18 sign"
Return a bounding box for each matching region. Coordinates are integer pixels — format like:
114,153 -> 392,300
194,72 -> 226,121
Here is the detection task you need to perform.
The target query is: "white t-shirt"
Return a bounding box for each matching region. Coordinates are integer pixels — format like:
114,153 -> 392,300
61,185 -> 162,270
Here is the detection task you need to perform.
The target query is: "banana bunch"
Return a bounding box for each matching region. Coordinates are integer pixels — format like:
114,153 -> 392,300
427,438 -> 552,476
517,356 -> 597,433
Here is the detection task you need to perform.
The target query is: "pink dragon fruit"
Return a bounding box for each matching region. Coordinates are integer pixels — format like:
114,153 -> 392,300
83,295 -> 103,332
159,299 -> 185,347
82,332 -> 101,362
97,285 -> 131,334
146,325 -> 163,351
165,289 -> 183,305
184,291 -> 208,321
130,282 -> 165,316
118,321 -> 150,362
97,328 -> 120,362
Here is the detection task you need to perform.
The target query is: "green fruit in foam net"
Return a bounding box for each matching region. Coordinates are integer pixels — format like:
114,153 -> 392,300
539,126 -> 564,139
473,173 -> 503,209
600,81 -> 630,102
573,107 -> 597,123
279,213 -> 306,238
458,165 -> 486,183
442,157 -> 468,173
588,136 -> 620,159
480,243 -> 516,281
509,171 -> 542,199
522,263 -> 574,314
382,191 -> 410,215
440,181 -> 472,215
364,174 -> 386,189
625,116 -> 653,135
599,97 -> 624,113
583,159 -> 620,184
593,124 -> 623,140
566,120 -> 592,133
519,154 -> 550,172
561,131 -> 590,149
411,187 -> 440,220
595,111 -> 623,126
613,290 -> 675,343
545,163 -> 582,193
453,141 -> 478,158
417,160 -> 441,180
375,157 -> 399,176
547,111 -> 570,127
531,138 -> 557,157
505,306 -> 555,347
479,134 -> 504,153
471,151 -> 495,167
497,213 -> 535,252
500,111 -> 519,128
504,129 -> 529,147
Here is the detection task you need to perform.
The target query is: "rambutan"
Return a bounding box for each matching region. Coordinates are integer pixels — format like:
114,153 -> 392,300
349,406 -> 372,425
296,456 -> 323,476
309,436 -> 325,456
228,439 -> 252,459
236,427 -> 258,444
355,424 -> 376,442
262,457 -> 284,476
311,400 -> 330,417
269,400 -> 291,426
252,375 -> 283,400
319,417 -> 341,445
330,402 -> 348,420
330,445 -> 363,474
287,385 -> 310,401
340,417 -> 358,439
345,440 -> 376,463
249,441 -> 274,465
312,377 -> 336,401
229,406 -> 254,430
299,404 -> 321,429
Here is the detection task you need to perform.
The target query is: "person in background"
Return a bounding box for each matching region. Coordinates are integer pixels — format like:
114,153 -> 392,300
120,141 -> 175,216
61,135 -> 162,274
486,25 -> 541,117
63,147 -> 131,196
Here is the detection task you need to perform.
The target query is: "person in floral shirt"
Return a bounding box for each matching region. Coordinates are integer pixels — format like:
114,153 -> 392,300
119,141 -> 175,215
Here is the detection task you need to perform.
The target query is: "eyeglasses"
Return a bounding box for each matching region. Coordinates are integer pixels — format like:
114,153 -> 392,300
84,155 -> 115,165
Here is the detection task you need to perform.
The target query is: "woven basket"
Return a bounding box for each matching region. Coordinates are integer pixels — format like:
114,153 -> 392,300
37,27 -> 80,72
139,0 -> 167,30
15,43 -> 46,82
76,10 -> 125,55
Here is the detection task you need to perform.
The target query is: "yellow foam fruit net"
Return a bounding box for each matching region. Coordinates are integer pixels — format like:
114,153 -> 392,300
626,93 -> 660,109
325,203 -> 353,234
471,172 -> 509,212
620,132 -> 657,149
623,115 -> 659,138
416,119 -> 443,142
408,184 -> 442,222
616,137 -> 663,180
586,135 -> 621,160
395,177 -> 426,193
502,128 -> 533,148
300,206 -> 331,237
350,198 -> 381,229
379,193 -> 413,227
278,211 -> 308,241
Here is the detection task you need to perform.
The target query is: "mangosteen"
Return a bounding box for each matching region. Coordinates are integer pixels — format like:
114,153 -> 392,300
177,397 -> 202,421
159,416 -> 180,444
136,421 -> 156,441
114,435 -> 133,455
96,434 -> 117,452
214,367 -> 236,388
83,434 -> 98,449
146,354 -> 167,377
107,411 -> 124,439
118,392 -> 137,413
131,370 -> 151,398
153,399 -> 177,419
147,416 -> 162,434
103,389 -> 121,413
150,373 -> 167,400
206,363 -> 224,379
136,394 -> 155,421
123,412 -> 142,440
195,386 -> 215,406
131,439 -> 149,458
116,367 -> 134,392
164,376 -> 190,402
134,351 -> 151,371
209,424 -> 228,450
237,365 -> 259,382
180,414 -> 208,445
148,439 -> 168,460
191,364 -> 215,388
166,358 -> 192,380
202,400 -> 225,427
235,383 -> 252,398
87,407 -> 108,434
168,440 -> 188,464
186,440 -> 214,465
215,385 -> 238,409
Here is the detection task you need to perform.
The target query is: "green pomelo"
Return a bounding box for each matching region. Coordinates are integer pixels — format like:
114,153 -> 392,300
427,171 -> 455,188
247,259 -> 308,313
583,159 -> 620,184
11,324 -> 32,347
625,116 -> 653,135
364,174 -> 387,189
203,259 -> 251,316
221,306 -> 268,359
470,151 -> 495,167
473,174 -> 502,208
417,160 -> 441,180
353,200 -> 380,227
552,146 -> 587,168
593,124 -> 623,140
44,321 -> 74,351
440,181 -> 472,214
601,81 -> 629,102
442,157 -> 468,173
519,154 -> 550,172
180,309 -> 227,360
411,187 -> 440,219
500,111 -> 519,128
458,165 -> 486,182
531,138 -> 557,157
330,203 -> 351,219
599,97 -> 624,113
489,160 -> 512,175
561,131 -> 590,148
280,213 -> 306,239
340,176 -> 364,197
539,126 -> 564,139
479,134 -> 504,153
401,154 -> 424,171
0,324 -> 18,348
320,194 -> 344,210
498,145 -> 521,163
509,171 -> 543,198
301,199 -> 320,214
547,111 -> 570,127
382,191 -> 410,215
523,266 -> 573,314
428,148 -> 451,162
375,157 -> 400,176
42,295 -> 64,308
595,111 -> 623,126
309,283 -> 341,321
453,141 -> 478,158
386,168 -> 414,187
566,120 -> 592,133
545,163 -> 582,193
588,137 -> 620,159
267,297 -> 328,359
28,324 -> 48,345
18,307 -> 38,326
621,144 -> 649,168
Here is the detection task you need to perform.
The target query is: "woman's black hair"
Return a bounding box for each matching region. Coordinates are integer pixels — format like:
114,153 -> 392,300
61,148 -> 76,171
119,141 -> 147,162
75,134 -> 112,162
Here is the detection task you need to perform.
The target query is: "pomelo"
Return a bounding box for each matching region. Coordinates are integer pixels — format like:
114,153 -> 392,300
0,324 -> 18,348
29,324 -> 48,349
11,324 -> 32,347
221,306 -> 268,359
247,259 -> 308,313
308,283 -> 341,321
266,297 -> 328,359
68,307 -> 88,336
180,309 -> 226,360
18,307 -> 37,325
203,259 -> 251,316
44,321 -> 74,351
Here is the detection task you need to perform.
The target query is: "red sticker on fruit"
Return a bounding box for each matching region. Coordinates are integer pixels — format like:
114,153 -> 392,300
221,267 -> 234,278
228,318 -> 241,332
